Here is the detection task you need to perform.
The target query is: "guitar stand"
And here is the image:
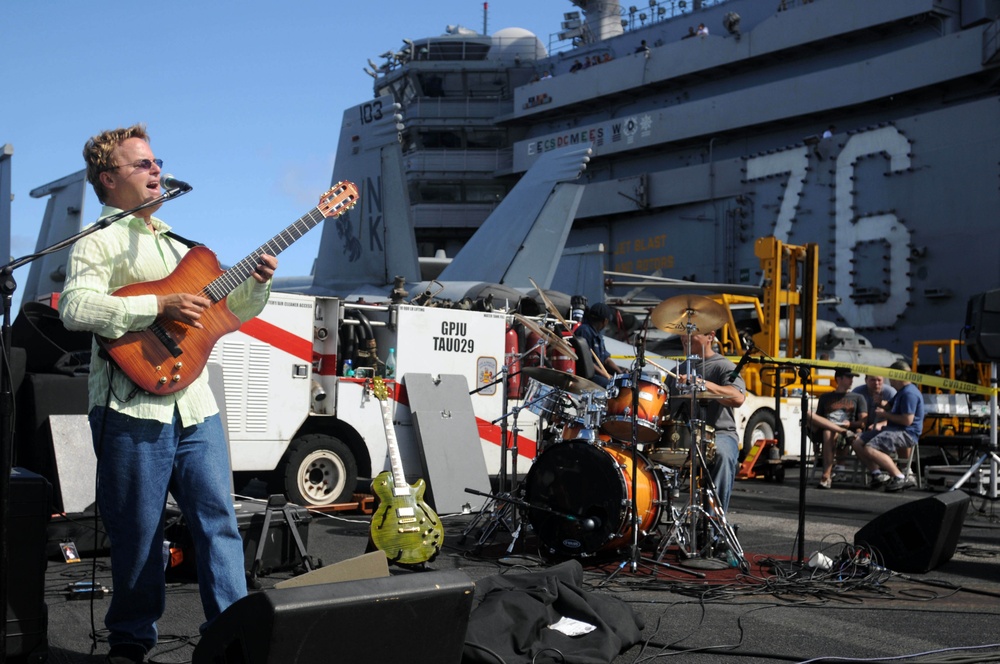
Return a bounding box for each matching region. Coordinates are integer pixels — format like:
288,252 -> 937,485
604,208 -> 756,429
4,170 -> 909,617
247,494 -> 315,589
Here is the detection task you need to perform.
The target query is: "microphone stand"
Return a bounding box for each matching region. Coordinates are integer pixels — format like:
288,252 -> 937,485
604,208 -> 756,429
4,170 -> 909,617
628,311 -> 650,572
0,188 -> 189,654
741,355 -> 820,566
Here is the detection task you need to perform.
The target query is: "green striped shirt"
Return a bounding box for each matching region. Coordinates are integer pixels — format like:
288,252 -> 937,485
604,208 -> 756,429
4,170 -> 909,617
59,206 -> 271,426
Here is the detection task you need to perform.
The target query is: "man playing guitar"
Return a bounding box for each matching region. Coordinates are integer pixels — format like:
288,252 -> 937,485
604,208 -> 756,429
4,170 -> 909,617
59,124 -> 277,664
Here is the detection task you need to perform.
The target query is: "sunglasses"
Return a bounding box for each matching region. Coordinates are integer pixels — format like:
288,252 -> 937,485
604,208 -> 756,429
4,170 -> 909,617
102,158 -> 163,172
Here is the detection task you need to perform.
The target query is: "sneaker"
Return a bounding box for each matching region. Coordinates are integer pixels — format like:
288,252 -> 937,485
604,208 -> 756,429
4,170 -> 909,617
107,644 -> 146,664
817,477 -> 832,490
885,474 -> 917,492
868,473 -> 890,489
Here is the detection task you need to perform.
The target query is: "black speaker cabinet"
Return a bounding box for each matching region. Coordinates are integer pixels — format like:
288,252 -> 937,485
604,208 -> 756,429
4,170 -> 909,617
854,492 -> 970,573
6,468 -> 51,663
192,569 -> 474,664
965,288 -> 1000,362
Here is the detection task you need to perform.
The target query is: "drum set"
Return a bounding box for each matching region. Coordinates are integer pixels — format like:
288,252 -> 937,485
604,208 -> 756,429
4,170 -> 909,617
464,294 -> 746,572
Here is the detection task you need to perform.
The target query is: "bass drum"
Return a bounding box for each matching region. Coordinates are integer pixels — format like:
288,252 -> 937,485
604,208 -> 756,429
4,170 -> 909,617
523,441 -> 661,557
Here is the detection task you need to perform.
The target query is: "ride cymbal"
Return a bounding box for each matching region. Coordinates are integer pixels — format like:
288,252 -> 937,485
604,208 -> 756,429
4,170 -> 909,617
650,295 -> 727,334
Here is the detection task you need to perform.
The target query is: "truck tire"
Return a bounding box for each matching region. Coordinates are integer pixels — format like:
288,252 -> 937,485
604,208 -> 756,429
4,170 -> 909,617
740,410 -> 777,461
283,434 -> 358,506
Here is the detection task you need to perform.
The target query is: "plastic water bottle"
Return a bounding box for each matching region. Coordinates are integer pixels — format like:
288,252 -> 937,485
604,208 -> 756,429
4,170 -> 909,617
342,358 -> 353,377
385,348 -> 396,378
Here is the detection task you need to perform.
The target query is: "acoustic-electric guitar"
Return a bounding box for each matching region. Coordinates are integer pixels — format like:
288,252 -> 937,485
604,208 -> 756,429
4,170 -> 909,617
97,182 -> 358,394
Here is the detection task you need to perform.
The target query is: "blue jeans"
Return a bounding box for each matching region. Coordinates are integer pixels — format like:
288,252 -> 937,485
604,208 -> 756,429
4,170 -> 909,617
709,430 -> 739,514
90,407 -> 246,651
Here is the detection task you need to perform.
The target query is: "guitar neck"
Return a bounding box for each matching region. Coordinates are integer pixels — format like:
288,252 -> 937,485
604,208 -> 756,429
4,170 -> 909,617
379,397 -> 410,496
202,206 -> 328,302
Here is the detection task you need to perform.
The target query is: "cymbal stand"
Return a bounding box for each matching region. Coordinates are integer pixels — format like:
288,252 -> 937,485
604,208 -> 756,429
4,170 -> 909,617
604,312 -> 702,581
656,416 -> 744,569
656,327 -> 746,570
460,340 -> 546,552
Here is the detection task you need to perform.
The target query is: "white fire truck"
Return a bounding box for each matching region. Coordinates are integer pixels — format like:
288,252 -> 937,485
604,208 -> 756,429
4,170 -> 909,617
212,293 -> 534,508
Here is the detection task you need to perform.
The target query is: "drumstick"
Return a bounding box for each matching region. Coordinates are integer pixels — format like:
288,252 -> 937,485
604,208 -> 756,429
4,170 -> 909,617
529,277 -> 574,331
591,349 -> 612,379
645,358 -> 679,379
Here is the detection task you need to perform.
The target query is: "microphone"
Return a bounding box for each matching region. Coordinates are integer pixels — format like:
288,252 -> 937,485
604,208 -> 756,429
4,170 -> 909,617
160,174 -> 192,191
580,516 -> 601,531
728,344 -> 756,381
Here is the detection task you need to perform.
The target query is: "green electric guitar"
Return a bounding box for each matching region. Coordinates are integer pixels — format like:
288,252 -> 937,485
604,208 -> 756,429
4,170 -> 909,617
368,377 -> 444,565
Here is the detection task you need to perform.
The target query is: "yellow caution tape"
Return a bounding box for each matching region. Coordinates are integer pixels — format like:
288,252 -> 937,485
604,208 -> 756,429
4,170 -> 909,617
615,353 -> 998,397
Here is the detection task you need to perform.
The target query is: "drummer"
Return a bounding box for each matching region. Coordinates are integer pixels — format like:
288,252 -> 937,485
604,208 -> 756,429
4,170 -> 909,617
666,329 -> 746,514
574,303 -> 625,388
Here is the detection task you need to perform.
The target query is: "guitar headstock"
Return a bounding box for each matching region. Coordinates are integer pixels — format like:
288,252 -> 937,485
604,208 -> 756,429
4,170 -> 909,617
318,181 -> 360,218
370,376 -> 390,401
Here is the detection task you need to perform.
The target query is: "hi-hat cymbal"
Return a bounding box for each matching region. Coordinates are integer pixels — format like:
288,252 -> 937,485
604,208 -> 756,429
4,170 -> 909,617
513,314 -> 577,361
651,295 -> 727,334
522,366 -> 603,394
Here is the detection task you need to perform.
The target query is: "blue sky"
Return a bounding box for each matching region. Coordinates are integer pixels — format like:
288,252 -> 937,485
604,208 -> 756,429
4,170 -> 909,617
2,1 -> 571,302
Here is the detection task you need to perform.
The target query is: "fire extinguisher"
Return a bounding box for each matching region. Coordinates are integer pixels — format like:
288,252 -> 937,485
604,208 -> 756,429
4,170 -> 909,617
549,328 -> 576,375
505,324 -> 521,400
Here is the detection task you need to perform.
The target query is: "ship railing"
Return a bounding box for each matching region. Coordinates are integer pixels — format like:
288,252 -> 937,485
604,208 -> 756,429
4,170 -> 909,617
548,0 -> 734,52
405,97 -> 513,120
404,150 -> 511,174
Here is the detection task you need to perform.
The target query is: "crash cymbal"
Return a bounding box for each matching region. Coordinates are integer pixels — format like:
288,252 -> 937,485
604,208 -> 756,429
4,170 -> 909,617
522,366 -> 603,394
513,313 -> 577,361
650,295 -> 727,334
528,277 -> 573,331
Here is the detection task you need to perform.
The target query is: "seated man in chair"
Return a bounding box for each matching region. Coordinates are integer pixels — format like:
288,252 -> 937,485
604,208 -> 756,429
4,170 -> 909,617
851,360 -> 924,492
806,367 -> 867,489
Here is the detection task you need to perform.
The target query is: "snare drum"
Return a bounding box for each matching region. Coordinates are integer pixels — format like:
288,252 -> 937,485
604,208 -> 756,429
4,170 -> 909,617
523,378 -> 565,420
524,441 -> 661,556
601,374 -> 667,443
647,418 -> 716,467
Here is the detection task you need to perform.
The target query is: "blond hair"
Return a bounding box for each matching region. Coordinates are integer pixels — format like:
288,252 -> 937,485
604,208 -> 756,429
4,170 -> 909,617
83,124 -> 149,204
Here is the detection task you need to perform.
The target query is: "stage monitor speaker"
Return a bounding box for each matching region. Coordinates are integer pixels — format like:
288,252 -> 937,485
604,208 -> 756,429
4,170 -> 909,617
192,569 -> 474,664
965,288 -> 1000,362
854,491 -> 970,573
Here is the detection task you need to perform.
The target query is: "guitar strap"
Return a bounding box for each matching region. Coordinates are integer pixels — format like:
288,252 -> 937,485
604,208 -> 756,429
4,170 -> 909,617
164,230 -> 204,248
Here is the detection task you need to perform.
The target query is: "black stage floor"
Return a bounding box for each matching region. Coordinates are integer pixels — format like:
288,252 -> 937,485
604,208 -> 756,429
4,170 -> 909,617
22,466 -> 1000,664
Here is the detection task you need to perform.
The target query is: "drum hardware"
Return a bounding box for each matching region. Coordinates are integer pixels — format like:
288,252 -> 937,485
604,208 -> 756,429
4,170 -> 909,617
650,294 -> 747,570
655,418 -> 745,570
461,337 -> 557,554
